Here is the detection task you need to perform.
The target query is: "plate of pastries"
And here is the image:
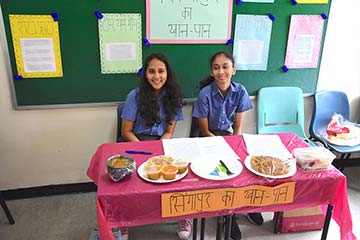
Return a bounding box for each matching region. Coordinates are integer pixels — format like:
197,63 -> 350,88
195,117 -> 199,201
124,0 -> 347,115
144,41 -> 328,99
137,155 -> 189,183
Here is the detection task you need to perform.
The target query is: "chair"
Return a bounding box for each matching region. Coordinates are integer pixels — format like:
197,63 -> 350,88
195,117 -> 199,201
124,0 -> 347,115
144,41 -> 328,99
257,86 -> 315,234
116,103 -> 124,142
257,86 -> 315,146
0,191 -> 15,224
309,90 -> 360,171
190,116 -> 200,138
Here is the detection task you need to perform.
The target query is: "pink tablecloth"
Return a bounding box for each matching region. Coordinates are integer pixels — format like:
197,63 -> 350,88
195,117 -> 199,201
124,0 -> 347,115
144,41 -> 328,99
87,133 -> 356,240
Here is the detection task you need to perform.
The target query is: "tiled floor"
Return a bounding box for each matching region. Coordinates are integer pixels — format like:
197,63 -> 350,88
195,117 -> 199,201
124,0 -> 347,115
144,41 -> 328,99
0,168 -> 359,240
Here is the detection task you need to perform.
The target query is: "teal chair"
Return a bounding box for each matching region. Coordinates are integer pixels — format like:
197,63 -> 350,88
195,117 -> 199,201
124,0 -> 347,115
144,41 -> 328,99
257,86 -> 315,234
257,86 -> 315,146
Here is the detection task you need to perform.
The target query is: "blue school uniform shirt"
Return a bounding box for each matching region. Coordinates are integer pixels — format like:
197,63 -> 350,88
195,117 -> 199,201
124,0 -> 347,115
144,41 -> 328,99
122,88 -> 183,136
193,81 -> 252,131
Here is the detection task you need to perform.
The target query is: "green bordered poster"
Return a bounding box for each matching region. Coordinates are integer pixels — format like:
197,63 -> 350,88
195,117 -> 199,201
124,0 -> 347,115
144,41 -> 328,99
98,13 -> 142,74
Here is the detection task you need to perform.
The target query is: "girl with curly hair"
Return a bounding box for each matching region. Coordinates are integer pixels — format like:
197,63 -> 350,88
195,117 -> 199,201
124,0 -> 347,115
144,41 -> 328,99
120,53 -> 191,239
121,53 -> 183,142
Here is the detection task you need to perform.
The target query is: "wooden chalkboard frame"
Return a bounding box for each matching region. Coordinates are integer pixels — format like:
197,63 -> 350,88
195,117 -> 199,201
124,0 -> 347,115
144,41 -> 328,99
0,0 -> 331,109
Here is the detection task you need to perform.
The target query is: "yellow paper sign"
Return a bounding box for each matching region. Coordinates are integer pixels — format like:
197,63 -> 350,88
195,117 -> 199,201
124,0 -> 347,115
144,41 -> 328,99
297,0 -> 328,3
9,14 -> 63,78
162,182 -> 295,217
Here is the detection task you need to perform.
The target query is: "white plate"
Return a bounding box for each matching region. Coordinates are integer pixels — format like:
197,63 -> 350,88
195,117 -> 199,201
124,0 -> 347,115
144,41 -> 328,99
137,161 -> 188,183
244,155 -> 296,179
190,158 -> 243,181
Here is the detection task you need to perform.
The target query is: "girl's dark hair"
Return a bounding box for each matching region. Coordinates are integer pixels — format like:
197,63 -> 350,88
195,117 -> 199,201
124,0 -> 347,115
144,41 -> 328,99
138,53 -> 183,126
198,51 -> 235,90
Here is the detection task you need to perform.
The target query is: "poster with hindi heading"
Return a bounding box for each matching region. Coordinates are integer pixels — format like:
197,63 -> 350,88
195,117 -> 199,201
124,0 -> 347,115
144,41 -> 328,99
146,0 -> 232,44
284,15 -> 324,69
98,13 -> 142,74
9,15 -> 63,78
233,14 -> 273,71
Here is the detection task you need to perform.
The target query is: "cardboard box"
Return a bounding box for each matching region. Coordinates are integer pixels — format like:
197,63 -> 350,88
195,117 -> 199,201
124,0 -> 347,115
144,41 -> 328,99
277,206 -> 325,233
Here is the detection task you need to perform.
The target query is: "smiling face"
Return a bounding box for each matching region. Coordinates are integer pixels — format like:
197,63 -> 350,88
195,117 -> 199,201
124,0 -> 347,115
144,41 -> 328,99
146,58 -> 168,96
211,53 -> 236,95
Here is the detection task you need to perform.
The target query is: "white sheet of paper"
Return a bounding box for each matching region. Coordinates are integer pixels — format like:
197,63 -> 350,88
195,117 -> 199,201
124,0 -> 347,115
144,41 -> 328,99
105,42 -> 136,61
20,38 -> 56,73
243,134 -> 292,158
293,34 -> 315,64
236,40 -> 264,64
162,136 -> 240,164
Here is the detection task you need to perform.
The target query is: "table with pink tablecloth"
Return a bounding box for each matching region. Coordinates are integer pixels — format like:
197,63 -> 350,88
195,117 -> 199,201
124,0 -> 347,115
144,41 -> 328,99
87,133 -> 356,240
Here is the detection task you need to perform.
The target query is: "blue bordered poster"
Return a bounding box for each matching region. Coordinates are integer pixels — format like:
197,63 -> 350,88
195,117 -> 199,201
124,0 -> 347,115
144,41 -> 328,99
233,15 -> 273,71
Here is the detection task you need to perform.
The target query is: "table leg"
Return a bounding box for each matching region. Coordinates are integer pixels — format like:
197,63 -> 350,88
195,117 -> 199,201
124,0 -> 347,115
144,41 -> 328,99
321,204 -> 333,240
273,211 -> 281,233
0,192 -> 15,224
200,218 -> 205,240
224,215 -> 231,240
216,216 -> 222,240
193,219 -> 198,240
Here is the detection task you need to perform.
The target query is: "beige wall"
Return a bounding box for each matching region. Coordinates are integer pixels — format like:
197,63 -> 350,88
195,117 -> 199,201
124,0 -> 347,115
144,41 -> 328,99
1,0 -> 359,190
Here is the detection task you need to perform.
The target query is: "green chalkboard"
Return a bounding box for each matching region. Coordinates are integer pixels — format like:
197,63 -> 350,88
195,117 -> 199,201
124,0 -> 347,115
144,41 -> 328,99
0,0 -> 331,107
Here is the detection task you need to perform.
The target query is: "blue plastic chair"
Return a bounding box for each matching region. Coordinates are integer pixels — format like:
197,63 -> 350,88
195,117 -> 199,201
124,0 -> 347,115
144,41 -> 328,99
257,86 -> 315,146
309,90 -> 360,170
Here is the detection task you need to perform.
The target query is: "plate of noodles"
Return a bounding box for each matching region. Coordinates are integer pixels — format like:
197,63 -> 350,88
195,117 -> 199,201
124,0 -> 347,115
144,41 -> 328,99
244,155 -> 296,179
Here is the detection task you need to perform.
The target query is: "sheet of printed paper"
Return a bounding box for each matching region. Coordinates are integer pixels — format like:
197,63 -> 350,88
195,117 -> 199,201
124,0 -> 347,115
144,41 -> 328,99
146,0 -> 232,44
284,15 -> 324,69
98,13 -> 142,74
243,134 -> 292,158
233,15 -> 272,71
9,15 -> 63,78
162,136 -> 240,164
297,0 -> 328,3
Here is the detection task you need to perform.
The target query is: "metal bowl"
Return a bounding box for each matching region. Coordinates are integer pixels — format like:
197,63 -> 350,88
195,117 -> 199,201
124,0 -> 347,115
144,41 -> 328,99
106,155 -> 136,182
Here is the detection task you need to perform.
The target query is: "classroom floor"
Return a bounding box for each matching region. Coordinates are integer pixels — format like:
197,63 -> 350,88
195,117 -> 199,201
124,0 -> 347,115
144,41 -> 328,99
0,168 -> 359,240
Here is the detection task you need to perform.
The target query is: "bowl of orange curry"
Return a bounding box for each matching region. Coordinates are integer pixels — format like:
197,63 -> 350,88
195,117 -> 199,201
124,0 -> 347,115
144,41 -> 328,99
106,155 -> 136,181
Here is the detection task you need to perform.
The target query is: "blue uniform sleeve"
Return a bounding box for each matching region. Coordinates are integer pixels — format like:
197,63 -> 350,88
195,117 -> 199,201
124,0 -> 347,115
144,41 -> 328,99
192,89 -> 209,118
174,106 -> 184,121
121,89 -> 138,121
236,85 -> 253,113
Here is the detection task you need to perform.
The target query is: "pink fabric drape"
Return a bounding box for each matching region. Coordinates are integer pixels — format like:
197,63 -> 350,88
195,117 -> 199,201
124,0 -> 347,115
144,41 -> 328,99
87,134 -> 356,240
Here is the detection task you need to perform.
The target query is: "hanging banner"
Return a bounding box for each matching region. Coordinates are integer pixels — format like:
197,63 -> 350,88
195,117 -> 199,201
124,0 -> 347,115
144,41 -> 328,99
162,182 -> 295,217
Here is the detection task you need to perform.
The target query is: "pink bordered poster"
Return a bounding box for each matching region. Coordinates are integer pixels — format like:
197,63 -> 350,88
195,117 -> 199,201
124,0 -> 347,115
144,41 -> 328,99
146,0 -> 233,44
284,15 -> 325,69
